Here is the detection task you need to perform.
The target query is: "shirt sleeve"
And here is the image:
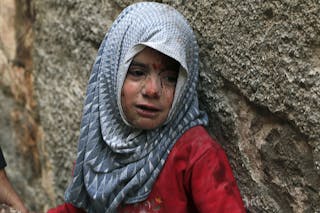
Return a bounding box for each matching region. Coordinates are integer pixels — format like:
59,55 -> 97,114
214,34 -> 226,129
47,203 -> 86,213
188,147 -> 246,213
0,147 -> 7,169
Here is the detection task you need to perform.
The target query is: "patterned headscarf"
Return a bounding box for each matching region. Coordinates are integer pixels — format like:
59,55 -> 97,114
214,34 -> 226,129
65,2 -> 208,212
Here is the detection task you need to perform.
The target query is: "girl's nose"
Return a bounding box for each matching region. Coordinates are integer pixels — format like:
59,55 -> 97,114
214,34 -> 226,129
142,75 -> 162,98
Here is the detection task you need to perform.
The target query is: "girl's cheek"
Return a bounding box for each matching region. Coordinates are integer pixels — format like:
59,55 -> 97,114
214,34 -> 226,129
163,88 -> 175,103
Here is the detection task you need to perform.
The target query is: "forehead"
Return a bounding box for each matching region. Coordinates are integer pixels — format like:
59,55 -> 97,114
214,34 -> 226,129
132,47 -> 180,69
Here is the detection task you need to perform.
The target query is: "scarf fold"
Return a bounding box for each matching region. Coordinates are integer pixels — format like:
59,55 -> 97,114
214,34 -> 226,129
65,2 -> 208,212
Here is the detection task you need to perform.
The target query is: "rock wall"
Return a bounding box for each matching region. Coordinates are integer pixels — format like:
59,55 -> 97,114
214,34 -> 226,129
0,0 -> 319,212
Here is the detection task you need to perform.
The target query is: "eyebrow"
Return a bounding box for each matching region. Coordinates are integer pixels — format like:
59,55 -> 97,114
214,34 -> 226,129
130,60 -> 148,69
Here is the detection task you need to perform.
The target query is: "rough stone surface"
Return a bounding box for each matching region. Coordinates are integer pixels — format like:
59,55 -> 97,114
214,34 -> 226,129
0,0 -> 319,212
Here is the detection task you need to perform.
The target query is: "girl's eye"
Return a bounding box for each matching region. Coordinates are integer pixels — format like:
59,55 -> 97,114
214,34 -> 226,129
127,70 -> 146,78
160,71 -> 178,87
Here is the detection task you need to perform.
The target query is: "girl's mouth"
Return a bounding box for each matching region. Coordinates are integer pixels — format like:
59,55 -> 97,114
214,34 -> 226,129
135,104 -> 161,118
137,104 -> 160,112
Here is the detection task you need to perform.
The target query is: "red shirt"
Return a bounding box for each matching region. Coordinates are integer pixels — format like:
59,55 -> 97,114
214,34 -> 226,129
48,126 -> 245,213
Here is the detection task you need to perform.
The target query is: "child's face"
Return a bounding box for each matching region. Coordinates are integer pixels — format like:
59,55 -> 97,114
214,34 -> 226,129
121,47 -> 180,130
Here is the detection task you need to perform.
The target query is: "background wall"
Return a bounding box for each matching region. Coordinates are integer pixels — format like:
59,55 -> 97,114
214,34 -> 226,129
0,0 -> 319,212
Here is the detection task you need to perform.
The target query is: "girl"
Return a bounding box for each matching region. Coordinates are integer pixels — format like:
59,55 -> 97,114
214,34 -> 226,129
49,2 -> 245,212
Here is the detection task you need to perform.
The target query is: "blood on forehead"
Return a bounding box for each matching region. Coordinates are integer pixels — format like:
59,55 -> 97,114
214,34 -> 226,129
152,63 -> 162,70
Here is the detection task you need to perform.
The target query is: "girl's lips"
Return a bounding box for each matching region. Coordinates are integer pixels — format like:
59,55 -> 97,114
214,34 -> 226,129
135,104 -> 161,118
136,104 -> 160,111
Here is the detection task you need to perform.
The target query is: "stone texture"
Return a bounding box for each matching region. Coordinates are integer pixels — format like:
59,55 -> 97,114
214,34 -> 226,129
0,0 -> 50,212
0,0 -> 319,212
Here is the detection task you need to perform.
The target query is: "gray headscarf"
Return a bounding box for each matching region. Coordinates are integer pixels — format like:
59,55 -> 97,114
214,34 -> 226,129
65,2 -> 208,212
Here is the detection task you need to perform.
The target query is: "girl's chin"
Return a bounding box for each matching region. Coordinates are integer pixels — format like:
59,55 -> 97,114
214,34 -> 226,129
132,119 -> 165,130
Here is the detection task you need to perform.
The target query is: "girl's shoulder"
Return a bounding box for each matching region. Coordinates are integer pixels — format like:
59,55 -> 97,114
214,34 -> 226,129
175,125 -> 223,153
170,125 -> 225,168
